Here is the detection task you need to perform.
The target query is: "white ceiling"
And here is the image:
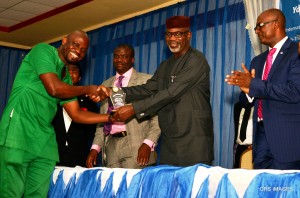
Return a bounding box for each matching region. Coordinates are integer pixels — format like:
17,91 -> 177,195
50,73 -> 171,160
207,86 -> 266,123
0,0 -> 77,27
0,0 -> 179,49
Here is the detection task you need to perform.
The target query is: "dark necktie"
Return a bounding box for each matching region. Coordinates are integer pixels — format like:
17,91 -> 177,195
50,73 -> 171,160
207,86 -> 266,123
240,107 -> 251,142
103,76 -> 124,135
257,48 -> 276,120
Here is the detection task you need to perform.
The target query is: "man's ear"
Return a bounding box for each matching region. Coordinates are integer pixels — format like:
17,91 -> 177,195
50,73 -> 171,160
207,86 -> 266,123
61,36 -> 67,45
274,22 -> 280,30
187,31 -> 192,40
131,57 -> 135,65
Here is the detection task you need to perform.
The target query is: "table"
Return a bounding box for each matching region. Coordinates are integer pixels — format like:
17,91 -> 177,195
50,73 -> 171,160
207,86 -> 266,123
48,164 -> 300,197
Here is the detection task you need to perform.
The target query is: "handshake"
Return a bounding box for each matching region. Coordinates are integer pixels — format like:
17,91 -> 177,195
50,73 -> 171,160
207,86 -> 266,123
87,85 -> 111,102
89,85 -> 135,122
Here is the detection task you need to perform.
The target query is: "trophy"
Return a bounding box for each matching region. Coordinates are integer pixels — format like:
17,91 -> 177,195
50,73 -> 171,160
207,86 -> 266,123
110,86 -> 126,110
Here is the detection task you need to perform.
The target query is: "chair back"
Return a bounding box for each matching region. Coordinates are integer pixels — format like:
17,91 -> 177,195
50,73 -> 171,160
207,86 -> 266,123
240,147 -> 253,169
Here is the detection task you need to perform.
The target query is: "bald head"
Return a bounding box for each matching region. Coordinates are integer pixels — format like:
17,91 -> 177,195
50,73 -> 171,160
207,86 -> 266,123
256,8 -> 286,47
58,30 -> 90,65
66,30 -> 89,45
262,9 -> 286,30
67,30 -> 88,39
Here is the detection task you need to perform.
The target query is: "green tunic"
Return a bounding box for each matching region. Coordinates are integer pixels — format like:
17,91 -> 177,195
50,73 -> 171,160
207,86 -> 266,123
0,43 -> 75,161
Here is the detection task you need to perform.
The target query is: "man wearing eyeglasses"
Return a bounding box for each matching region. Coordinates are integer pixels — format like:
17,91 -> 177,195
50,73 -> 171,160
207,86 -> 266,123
225,9 -> 300,170
99,16 -> 214,167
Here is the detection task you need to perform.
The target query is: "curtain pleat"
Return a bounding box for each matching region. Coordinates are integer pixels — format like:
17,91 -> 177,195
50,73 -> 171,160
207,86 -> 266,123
0,47 -> 27,116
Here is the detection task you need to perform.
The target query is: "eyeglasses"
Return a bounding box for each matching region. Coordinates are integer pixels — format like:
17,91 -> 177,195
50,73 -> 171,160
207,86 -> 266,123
165,31 -> 189,38
254,19 -> 277,31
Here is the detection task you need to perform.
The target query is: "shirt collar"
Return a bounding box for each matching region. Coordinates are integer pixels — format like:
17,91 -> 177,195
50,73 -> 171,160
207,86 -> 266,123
270,36 -> 288,51
116,67 -> 133,80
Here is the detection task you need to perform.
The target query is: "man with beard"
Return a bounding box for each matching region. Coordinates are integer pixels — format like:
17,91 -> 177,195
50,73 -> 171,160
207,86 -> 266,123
225,9 -> 300,169
0,30 -> 114,197
99,16 -> 214,167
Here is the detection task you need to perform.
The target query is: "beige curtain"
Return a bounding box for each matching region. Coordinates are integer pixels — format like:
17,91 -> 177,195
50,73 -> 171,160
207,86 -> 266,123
244,0 -> 279,55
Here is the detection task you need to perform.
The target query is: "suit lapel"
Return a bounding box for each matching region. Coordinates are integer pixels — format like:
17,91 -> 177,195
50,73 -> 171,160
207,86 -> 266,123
128,68 -> 138,86
257,51 -> 268,78
268,39 -> 291,80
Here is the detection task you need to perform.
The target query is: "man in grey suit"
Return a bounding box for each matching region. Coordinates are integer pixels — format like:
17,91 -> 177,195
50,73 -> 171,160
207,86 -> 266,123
86,44 -> 161,168
99,16 -> 214,167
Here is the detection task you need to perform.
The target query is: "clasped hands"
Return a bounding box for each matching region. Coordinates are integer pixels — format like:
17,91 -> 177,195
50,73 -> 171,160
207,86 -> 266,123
86,85 -> 110,102
90,85 -> 135,122
225,63 -> 255,94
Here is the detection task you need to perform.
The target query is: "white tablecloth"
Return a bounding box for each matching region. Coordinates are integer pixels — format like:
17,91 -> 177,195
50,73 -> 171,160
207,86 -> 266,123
48,164 -> 300,198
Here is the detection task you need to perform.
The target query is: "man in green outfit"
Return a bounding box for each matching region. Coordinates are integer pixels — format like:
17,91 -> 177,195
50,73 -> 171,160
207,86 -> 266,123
0,30 -> 113,198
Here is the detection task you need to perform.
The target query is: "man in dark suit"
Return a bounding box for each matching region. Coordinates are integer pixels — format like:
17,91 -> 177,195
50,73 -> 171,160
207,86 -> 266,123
226,9 -> 300,169
52,64 -> 98,167
233,101 -> 253,168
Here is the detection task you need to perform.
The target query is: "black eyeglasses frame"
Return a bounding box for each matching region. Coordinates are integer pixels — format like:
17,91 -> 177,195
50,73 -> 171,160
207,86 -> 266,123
164,31 -> 190,38
254,19 -> 277,31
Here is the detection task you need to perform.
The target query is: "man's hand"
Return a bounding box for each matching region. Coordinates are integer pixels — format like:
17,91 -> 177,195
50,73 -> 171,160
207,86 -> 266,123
89,85 -> 111,103
86,149 -> 98,168
86,85 -> 101,102
225,63 -> 255,94
137,143 -> 151,166
98,85 -> 111,100
112,104 -> 135,122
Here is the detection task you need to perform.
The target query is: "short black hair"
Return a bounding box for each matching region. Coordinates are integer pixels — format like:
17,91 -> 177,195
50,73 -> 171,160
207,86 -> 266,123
67,64 -> 82,76
115,44 -> 135,57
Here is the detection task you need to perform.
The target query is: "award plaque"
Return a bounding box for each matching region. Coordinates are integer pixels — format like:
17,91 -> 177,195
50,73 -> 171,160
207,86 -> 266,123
110,86 -> 126,109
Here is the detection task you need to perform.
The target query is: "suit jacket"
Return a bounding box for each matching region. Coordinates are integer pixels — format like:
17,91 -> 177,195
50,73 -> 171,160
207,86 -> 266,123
93,68 -> 161,166
123,48 -> 214,166
240,38 -> 300,163
53,95 -> 98,167
233,101 -> 253,146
